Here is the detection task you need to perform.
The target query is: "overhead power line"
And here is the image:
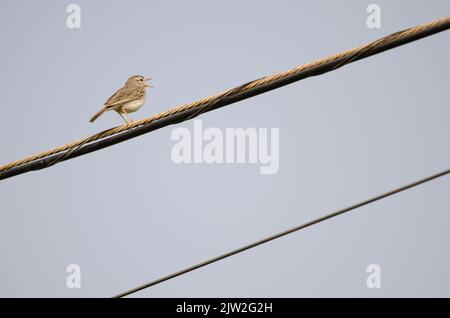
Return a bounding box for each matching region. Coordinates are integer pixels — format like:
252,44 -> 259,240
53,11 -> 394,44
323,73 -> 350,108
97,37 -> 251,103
0,16 -> 449,181
112,168 -> 450,298
113,169 -> 450,298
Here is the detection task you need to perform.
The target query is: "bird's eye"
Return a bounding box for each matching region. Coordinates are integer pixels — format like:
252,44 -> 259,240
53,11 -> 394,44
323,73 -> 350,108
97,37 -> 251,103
139,78 -> 143,81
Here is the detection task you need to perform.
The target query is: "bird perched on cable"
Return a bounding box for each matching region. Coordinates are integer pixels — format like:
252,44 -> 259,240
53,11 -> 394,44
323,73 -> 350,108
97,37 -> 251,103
89,75 -> 153,124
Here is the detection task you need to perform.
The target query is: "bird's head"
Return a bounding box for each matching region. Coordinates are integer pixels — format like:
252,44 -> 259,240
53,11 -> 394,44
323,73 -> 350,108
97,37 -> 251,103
126,75 -> 153,88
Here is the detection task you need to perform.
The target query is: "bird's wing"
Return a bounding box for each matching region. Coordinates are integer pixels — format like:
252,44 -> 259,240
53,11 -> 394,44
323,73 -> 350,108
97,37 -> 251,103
104,87 -> 145,109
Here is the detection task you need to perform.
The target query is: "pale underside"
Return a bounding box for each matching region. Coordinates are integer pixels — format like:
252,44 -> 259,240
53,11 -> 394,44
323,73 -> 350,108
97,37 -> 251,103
112,98 -> 146,114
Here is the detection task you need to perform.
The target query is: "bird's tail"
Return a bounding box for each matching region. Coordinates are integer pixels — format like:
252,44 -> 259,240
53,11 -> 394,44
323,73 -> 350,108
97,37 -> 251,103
89,106 -> 108,123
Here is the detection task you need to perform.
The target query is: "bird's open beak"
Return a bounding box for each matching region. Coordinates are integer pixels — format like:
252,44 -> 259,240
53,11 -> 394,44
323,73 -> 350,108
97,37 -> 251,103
144,78 -> 153,88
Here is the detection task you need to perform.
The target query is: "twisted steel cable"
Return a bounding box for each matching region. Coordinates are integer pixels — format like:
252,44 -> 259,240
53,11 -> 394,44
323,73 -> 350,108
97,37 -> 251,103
112,168 -> 450,297
0,15 -> 449,180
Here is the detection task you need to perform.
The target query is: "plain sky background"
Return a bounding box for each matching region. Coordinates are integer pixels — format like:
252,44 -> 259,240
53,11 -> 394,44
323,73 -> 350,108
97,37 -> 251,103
0,1 -> 449,297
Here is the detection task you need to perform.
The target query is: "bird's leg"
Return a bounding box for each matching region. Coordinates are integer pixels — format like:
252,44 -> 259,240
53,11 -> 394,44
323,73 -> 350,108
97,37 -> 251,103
123,112 -> 134,123
117,111 -> 131,124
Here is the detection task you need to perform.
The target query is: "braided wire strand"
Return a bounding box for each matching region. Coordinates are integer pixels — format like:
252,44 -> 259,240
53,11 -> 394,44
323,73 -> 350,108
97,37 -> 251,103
0,16 -> 449,173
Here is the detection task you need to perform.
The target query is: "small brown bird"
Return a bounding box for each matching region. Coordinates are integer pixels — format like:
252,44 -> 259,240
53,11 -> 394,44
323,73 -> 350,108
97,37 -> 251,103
89,75 -> 152,123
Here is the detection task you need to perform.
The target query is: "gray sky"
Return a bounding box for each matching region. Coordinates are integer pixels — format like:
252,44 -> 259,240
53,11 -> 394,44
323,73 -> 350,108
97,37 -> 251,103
0,0 -> 449,297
